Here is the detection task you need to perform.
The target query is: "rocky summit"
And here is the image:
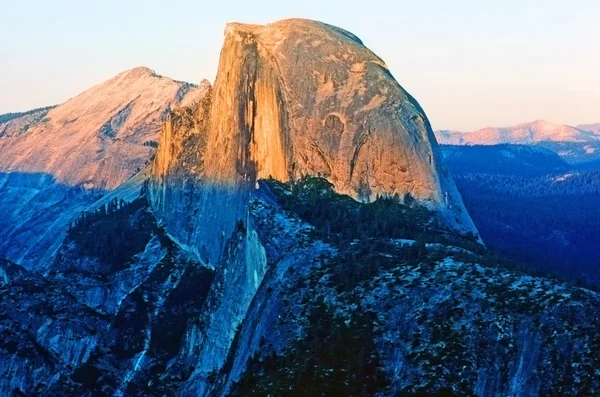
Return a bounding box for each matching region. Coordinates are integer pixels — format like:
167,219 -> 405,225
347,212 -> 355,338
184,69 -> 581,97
0,66 -> 209,189
0,68 -> 209,269
152,19 -> 477,243
0,18 -> 599,397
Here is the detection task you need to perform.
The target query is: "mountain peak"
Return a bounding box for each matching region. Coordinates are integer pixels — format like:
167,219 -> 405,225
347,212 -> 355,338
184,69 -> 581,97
119,66 -> 156,77
528,119 -> 562,128
90,67 -> 161,88
151,18 -> 478,246
0,67 -> 209,189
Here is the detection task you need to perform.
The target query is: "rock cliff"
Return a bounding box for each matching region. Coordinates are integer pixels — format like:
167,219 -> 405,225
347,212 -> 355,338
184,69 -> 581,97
150,19 -> 478,259
147,18 -> 480,394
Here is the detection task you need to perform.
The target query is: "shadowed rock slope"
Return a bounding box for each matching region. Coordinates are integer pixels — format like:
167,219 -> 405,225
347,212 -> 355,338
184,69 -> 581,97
219,180 -> 600,397
1,180 -> 599,396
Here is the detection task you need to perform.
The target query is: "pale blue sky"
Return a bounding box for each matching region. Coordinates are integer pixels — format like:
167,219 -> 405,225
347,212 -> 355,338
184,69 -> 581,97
1,0 -> 598,130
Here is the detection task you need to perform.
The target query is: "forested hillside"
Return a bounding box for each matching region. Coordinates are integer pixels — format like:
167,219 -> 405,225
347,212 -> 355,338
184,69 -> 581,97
447,157 -> 600,288
440,145 -> 570,176
0,105 -> 56,124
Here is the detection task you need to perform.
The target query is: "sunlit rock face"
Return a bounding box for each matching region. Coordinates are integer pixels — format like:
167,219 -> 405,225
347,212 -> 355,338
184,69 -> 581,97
150,93 -> 255,266
150,19 -> 478,260
212,19 -> 474,232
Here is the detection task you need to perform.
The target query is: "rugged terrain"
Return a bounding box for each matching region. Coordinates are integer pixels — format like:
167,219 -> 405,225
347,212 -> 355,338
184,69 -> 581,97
0,68 -> 209,269
1,18 -> 599,397
221,180 -> 600,397
2,180 -> 599,396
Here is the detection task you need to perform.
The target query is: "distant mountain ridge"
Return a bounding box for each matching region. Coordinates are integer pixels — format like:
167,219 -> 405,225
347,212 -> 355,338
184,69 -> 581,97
0,105 -> 58,124
436,120 -> 600,146
577,123 -> 600,135
436,120 -> 600,166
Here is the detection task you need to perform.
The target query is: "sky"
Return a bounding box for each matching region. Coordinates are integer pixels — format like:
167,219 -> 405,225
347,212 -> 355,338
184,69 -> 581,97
0,0 -> 598,131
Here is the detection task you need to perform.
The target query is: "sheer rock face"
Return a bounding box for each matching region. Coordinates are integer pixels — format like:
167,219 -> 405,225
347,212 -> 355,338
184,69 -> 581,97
207,19 -> 456,203
151,18 -> 477,240
0,67 -> 209,190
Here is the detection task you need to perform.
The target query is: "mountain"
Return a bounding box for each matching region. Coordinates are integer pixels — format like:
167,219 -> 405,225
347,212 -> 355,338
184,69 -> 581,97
145,19 -> 597,395
0,68 -> 209,269
0,67 -> 209,189
435,120 -> 600,166
440,144 -> 571,176
577,123 -> 600,135
2,18 -> 600,397
146,18 -> 479,392
152,19 -> 477,240
436,120 -> 599,146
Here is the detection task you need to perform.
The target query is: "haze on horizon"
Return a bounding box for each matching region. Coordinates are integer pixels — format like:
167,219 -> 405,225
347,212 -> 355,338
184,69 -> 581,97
0,0 -> 598,131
